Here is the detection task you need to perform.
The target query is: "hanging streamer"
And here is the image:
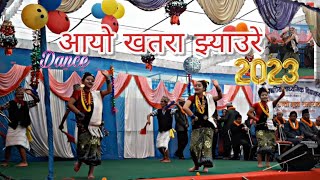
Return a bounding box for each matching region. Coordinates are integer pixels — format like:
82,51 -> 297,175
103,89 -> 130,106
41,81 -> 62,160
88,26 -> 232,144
110,66 -> 117,114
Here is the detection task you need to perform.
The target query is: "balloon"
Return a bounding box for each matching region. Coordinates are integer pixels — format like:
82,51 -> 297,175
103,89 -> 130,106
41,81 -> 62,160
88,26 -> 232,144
39,0 -> 62,11
234,58 -> 250,85
282,58 -> 299,85
266,58 -> 283,85
101,15 -> 119,33
113,3 -> 125,19
21,4 -> 48,30
46,11 -> 70,34
236,22 -> 249,32
223,25 -> 236,32
250,58 -> 267,85
91,3 -> 106,19
102,0 -> 118,15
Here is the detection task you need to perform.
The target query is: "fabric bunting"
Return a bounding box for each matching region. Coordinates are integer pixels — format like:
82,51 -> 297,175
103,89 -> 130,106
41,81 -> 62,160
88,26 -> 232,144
197,0 -> 245,25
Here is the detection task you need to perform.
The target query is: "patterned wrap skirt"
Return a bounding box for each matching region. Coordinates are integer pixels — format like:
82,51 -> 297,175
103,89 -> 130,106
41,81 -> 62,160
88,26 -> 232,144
256,130 -> 276,155
77,130 -> 102,166
190,127 -> 214,168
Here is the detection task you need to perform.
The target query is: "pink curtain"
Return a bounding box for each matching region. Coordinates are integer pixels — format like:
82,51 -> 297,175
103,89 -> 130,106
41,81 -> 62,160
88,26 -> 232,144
49,71 -> 81,101
134,75 -> 187,109
0,65 -> 32,97
114,73 -> 132,98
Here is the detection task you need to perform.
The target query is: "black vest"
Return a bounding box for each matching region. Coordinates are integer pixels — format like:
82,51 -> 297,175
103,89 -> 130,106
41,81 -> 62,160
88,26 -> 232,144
8,100 -> 31,129
156,109 -> 173,132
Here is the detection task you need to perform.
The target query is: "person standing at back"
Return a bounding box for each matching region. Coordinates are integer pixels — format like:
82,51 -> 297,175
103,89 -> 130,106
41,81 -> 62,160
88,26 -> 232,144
219,102 -> 239,159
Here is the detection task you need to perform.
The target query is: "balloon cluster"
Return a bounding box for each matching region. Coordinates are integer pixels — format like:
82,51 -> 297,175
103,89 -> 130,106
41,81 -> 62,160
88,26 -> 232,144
0,20 -> 18,56
30,30 -> 41,90
165,0 -> 187,25
223,22 -> 249,32
91,0 -> 125,33
110,66 -> 117,114
141,52 -> 155,71
21,1 -> 70,34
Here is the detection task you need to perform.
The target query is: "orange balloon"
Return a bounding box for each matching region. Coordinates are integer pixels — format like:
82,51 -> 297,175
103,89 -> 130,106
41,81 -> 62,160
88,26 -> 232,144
236,22 -> 249,32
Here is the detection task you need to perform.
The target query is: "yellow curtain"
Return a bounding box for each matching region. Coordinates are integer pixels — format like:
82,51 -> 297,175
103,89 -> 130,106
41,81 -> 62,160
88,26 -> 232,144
197,0 -> 245,25
303,7 -> 320,46
57,0 -> 87,13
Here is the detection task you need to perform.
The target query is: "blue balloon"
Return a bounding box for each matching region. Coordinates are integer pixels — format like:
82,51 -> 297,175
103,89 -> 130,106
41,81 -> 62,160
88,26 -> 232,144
39,0 -> 62,11
91,3 -> 106,19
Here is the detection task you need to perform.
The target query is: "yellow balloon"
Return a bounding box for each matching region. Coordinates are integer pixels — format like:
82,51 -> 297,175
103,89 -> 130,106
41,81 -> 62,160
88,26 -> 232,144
282,58 -> 299,85
250,58 -> 267,85
102,0 -> 118,15
113,3 -> 125,19
21,4 -> 48,30
234,58 -> 250,85
266,58 -> 283,85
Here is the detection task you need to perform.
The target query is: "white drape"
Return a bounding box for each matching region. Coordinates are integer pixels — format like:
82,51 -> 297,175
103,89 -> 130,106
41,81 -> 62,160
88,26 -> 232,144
124,79 -> 155,158
24,74 -> 49,157
49,69 -> 74,158
225,85 -> 250,123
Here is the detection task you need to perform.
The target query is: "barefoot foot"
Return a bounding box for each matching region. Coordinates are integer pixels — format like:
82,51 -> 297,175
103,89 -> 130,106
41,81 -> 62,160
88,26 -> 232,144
16,162 -> 28,167
188,166 -> 199,172
0,163 -> 8,167
74,162 -> 82,172
202,167 -> 209,173
258,164 -> 263,168
160,159 -> 171,163
266,163 -> 271,168
88,175 -> 95,179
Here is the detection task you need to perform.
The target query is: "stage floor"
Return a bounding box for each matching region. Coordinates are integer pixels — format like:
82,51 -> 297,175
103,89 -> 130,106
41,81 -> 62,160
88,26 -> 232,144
0,159 -> 317,180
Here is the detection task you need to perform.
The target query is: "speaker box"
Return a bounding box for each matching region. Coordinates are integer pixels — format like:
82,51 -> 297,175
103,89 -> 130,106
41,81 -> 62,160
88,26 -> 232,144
276,143 -> 317,171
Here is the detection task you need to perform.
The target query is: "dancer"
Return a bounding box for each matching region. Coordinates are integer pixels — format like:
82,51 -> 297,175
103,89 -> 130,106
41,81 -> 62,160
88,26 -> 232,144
0,86 -> 39,167
174,98 -> 189,160
247,86 -> 285,168
147,96 -> 176,163
67,71 -> 111,179
59,84 -> 81,131
183,80 -> 222,173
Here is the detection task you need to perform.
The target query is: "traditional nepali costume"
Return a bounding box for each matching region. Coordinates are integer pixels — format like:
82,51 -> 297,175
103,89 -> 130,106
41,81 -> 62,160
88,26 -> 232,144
188,93 -> 217,168
252,101 -> 276,155
5,99 -> 36,150
151,108 -> 176,150
72,90 -> 104,166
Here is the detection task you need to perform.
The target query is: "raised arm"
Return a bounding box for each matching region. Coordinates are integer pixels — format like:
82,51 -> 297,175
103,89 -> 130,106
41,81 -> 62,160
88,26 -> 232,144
147,109 -> 158,125
25,89 -> 40,108
212,80 -> 223,101
247,107 -> 258,121
100,70 -> 112,98
273,87 -> 285,107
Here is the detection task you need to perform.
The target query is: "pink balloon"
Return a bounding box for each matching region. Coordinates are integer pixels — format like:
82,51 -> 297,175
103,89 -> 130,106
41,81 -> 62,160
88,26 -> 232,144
101,15 -> 119,33
46,10 -> 70,34
223,25 -> 236,32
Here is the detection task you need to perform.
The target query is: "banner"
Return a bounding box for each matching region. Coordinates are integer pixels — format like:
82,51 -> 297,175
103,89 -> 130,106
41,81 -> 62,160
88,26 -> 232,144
254,81 -> 319,120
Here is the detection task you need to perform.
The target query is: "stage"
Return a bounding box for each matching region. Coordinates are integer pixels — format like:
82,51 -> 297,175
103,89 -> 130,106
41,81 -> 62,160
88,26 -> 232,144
0,159 -> 319,180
